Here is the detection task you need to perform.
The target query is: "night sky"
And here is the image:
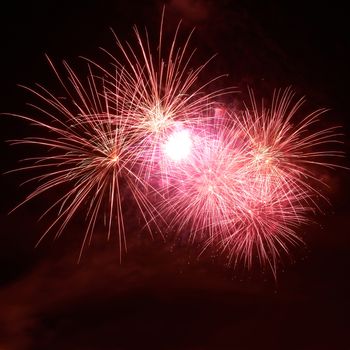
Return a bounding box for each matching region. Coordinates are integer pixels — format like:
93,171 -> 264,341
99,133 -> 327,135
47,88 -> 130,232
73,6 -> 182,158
1,1 -> 350,349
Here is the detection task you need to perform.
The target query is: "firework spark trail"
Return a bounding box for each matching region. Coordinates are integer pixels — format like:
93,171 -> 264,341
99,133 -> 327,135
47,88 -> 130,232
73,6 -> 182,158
5,8 -> 345,275
157,115 -> 251,243
234,87 -> 344,206
6,11 -> 232,262
154,88 -> 344,275
219,191 -> 310,276
91,8 -> 233,184
217,88 -> 344,273
7,58 -> 164,260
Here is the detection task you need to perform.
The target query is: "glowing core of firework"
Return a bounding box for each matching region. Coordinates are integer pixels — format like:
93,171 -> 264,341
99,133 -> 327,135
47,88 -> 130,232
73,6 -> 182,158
164,129 -> 193,162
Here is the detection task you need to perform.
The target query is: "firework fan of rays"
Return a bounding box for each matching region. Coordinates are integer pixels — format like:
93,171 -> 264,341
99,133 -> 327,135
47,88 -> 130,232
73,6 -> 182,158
89,8 -> 233,182
157,117 -> 251,245
6,57 -> 163,260
235,87 -> 344,207
212,87 -> 344,275
218,178 -> 311,277
154,87 -> 345,276
4,6 -> 346,277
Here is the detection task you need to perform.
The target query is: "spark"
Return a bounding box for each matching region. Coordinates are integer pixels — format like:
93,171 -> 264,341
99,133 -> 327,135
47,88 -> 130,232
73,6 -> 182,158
5,8 -> 344,277
159,120 -> 250,243
213,88 -> 343,274
235,87 -> 344,206
91,7 -> 233,180
154,88 -> 344,275
6,10 -> 231,262
7,58 -> 162,261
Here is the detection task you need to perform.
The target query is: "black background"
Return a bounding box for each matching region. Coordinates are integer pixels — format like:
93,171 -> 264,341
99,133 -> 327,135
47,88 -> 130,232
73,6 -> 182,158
1,1 -> 349,349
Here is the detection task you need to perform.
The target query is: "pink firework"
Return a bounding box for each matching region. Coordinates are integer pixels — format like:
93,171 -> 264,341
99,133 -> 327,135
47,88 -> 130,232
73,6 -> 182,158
7,12 -> 231,261
219,174 -> 311,275
159,115 -> 250,243
6,6 -> 344,277
93,8 -> 232,182
7,58 -> 162,260
217,88 -> 343,273
234,87 -> 343,205
158,88 -> 343,275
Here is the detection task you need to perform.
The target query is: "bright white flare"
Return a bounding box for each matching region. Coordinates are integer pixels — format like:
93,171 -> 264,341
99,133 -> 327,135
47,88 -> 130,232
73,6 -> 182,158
164,129 -> 192,162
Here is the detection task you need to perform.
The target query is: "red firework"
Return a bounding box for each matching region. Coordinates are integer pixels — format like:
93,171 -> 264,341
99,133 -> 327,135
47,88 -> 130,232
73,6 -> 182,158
235,87 -> 343,205
158,114 -> 249,242
91,7 -> 232,181
158,88 -> 343,275
6,59 -> 162,260
6,11 -> 230,261
5,8 -> 344,276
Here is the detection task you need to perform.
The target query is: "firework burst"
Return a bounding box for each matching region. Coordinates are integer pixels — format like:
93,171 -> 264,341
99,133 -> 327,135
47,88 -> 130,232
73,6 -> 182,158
235,87 -> 344,204
92,8 -> 232,182
215,89 -> 343,273
155,88 -> 344,275
7,58 -> 162,260
158,113 -> 249,243
5,7 -> 344,276
6,11 -> 232,261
